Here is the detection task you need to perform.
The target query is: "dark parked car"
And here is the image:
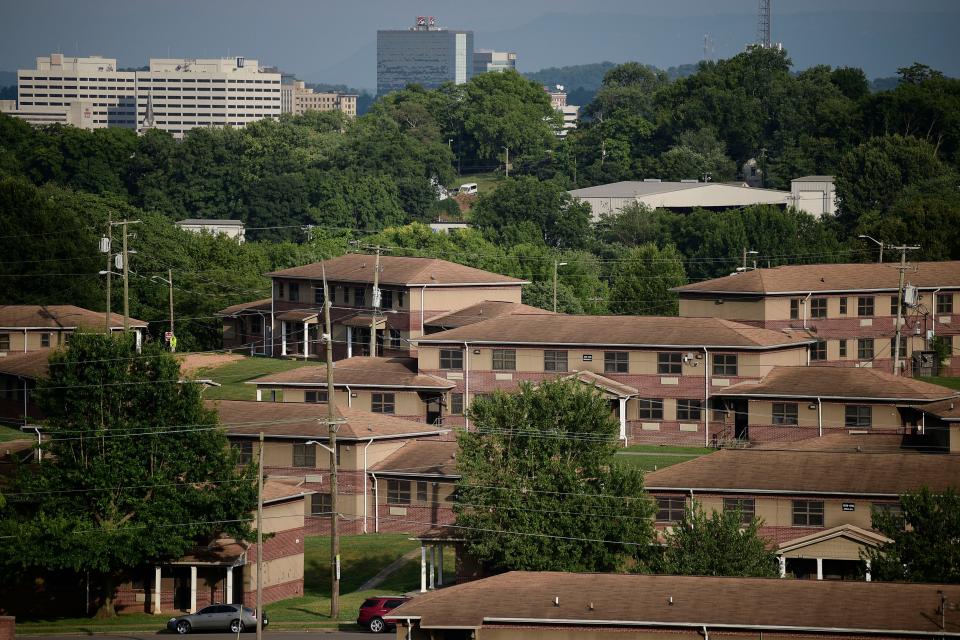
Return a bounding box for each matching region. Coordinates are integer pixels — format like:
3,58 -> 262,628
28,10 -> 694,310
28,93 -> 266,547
167,604 -> 267,634
357,595 -> 411,633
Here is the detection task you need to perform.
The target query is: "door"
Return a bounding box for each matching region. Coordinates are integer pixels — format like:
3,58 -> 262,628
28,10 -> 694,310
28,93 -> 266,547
734,400 -> 749,440
425,396 -> 442,425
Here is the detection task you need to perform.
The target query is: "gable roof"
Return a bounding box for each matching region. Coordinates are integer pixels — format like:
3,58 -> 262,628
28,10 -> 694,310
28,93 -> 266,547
776,524 -> 891,554
0,349 -> 53,379
267,254 -> 526,287
424,301 -> 552,331
559,370 -> 638,397
371,439 -> 459,478
918,397 -> 960,421
386,571 -> 960,635
568,180 -> 787,200
208,399 -> 448,441
417,315 -> 813,350
247,356 -> 455,390
674,261 -> 960,295
753,431 -> 909,452
216,298 -> 272,317
0,305 -> 148,330
644,448 -> 960,496
716,366 -> 957,403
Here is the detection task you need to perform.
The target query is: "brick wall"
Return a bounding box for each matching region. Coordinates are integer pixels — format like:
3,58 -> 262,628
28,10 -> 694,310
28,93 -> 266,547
246,526 -> 304,564
0,617 -> 14,640
241,578 -> 304,607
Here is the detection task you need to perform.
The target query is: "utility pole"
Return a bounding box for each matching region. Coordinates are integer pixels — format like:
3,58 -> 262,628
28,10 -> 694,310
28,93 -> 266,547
256,432 -> 264,640
103,214 -> 112,332
114,220 -> 141,333
167,269 -> 174,352
370,246 -> 382,358
322,266 -> 340,620
552,261 -> 567,313
891,244 -> 921,375
503,146 -> 509,178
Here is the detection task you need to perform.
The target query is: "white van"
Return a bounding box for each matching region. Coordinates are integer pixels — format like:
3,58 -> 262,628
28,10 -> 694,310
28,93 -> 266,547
457,183 -> 478,195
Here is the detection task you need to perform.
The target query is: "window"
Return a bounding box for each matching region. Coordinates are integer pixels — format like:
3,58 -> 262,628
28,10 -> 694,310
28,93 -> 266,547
790,299 -> 800,320
380,289 -> 393,310
657,352 -> 682,375
772,403 -> 799,426
440,349 -> 463,370
0,334 -> 8,350
310,493 -> 331,516
839,339 -> 847,358
387,479 -> 411,505
289,283 -> 300,302
712,354 -> 738,376
265,389 -> 281,402
277,282 -> 284,299
723,498 -> 756,524
839,297 -> 848,315
845,405 -> 872,428
354,287 -> 366,307
450,392 -> 464,415
677,399 -> 702,421
858,296 -> 875,317
890,295 -> 900,316
855,338 -> 874,360
305,390 -> 328,403
250,316 -> 262,334
372,393 -> 396,414
656,497 -> 686,523
389,329 -> 401,350
810,297 -> 827,319
792,500 -> 824,527
232,440 -> 253,464
890,335 -> 908,357
417,481 -> 428,502
492,349 -> 516,371
605,351 -> 629,373
397,291 -> 405,308
637,398 -> 664,420
292,443 -> 316,468
314,287 -> 325,305
543,350 -> 568,372
936,294 -> 953,315
41,333 -> 51,348
872,502 -> 903,517
810,340 -> 827,361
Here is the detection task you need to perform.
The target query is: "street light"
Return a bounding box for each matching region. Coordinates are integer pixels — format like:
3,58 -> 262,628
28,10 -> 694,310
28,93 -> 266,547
858,235 -> 884,263
553,261 -> 568,313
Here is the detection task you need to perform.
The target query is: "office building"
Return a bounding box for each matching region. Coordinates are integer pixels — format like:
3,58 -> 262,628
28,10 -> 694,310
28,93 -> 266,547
377,17 -> 473,96
9,53 -> 281,138
473,49 -> 516,75
280,80 -> 357,117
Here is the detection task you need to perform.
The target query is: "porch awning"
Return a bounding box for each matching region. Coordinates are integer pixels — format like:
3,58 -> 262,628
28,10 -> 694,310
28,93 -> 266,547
776,524 -> 892,560
341,315 -> 387,329
560,370 -> 638,397
170,537 -> 249,567
277,310 -> 319,322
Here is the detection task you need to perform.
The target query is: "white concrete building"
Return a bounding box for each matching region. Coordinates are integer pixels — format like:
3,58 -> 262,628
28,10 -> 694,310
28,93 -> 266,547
790,175 -> 837,218
176,219 -> 246,242
10,53 -> 280,138
473,50 -> 517,75
568,180 -> 790,221
0,98 -> 96,129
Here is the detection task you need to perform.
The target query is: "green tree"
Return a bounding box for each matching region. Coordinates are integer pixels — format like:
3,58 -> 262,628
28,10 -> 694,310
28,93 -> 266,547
0,334 -> 257,616
608,243 -> 686,315
520,281 -> 584,314
454,380 -> 656,573
656,502 -> 778,577
866,487 -> 960,583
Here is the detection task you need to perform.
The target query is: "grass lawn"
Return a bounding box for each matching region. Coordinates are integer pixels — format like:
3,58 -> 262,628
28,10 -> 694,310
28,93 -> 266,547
199,356 -> 318,401
0,424 -> 27,442
17,533 -> 447,633
925,376 -> 960,391
615,444 -> 715,473
448,171 -> 503,197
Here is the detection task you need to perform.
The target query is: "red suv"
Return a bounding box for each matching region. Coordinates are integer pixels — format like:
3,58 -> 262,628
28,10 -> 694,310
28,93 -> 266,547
357,595 -> 411,633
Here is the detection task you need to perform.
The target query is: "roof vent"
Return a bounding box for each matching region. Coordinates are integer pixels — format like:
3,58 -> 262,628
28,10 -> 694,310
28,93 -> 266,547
588,602 -> 594,611
553,596 -> 560,607
643,178 -> 662,182
668,596 -> 674,605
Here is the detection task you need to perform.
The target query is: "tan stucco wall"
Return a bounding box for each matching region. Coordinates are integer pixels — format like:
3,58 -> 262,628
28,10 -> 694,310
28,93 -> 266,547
244,553 -> 304,589
780,536 -> 872,560
694,495 -> 878,530
745,399 -> 904,430
679,298 -> 766,322
261,499 -> 305,534
419,286 -> 523,314
0,328 -> 70,353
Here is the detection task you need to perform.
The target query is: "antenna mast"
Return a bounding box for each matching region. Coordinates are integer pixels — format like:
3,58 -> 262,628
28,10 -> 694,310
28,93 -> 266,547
757,0 -> 772,48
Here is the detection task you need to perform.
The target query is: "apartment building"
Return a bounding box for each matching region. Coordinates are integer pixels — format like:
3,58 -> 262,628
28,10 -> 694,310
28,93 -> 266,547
9,53 -> 281,137
415,314 -> 813,445
386,572 -> 960,640
673,261 -> 960,375
713,365 -> 957,443
646,447 -> 960,581
219,254 -> 527,360
0,305 -> 148,354
212,399 -> 449,535
248,356 -> 455,424
0,348 -> 50,426
280,80 -> 357,117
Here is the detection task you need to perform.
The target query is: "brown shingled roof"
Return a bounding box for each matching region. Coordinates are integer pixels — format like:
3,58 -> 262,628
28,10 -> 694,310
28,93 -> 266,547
372,440 -> 459,477
644,448 -> 960,496
208,399 -> 448,441
717,366 -> 958,402
919,397 -> 960,421
248,357 -> 454,390
386,571 -> 960,634
752,431 -> 908,452
0,349 -> 52,379
673,261 -> 960,295
268,254 -> 526,286
424,301 -> 552,330
417,315 -> 813,349
216,298 -> 272,317
0,305 -> 147,329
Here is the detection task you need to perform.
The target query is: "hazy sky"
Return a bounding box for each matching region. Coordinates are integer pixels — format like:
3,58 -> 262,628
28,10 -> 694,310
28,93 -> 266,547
2,0 -> 958,90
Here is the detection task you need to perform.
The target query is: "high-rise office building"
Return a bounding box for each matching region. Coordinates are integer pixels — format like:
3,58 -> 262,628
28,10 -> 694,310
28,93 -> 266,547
9,53 -> 281,138
473,50 -> 517,75
377,16 -> 473,96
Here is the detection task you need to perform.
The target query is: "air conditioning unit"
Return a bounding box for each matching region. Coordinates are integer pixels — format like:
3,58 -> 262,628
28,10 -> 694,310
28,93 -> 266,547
903,285 -> 919,307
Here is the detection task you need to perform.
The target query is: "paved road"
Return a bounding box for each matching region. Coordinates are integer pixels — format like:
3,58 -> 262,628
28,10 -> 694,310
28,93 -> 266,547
25,632 -> 370,640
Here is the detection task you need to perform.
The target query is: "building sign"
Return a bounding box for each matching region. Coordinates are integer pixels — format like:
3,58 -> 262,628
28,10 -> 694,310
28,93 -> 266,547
842,503 -> 856,511
582,354 -> 593,362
